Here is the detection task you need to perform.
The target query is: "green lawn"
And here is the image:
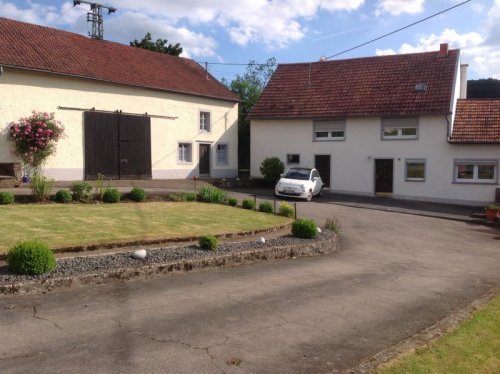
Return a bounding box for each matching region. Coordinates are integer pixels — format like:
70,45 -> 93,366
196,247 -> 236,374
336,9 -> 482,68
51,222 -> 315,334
0,202 -> 290,252
377,296 -> 500,373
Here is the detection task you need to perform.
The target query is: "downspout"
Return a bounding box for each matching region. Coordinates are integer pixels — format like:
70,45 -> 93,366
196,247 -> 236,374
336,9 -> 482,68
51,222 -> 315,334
445,114 -> 452,143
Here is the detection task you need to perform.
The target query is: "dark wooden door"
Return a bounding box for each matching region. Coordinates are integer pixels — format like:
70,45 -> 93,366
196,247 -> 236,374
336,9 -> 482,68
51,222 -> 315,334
84,112 -> 151,180
375,159 -> 393,194
84,111 -> 119,179
315,155 -> 331,188
199,144 -> 210,175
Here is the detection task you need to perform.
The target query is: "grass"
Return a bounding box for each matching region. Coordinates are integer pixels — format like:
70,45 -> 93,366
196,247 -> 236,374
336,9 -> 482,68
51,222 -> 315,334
0,202 -> 290,252
377,296 -> 500,374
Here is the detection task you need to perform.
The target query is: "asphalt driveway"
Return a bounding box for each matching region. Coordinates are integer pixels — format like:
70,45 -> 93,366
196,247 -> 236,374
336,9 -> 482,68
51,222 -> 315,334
1,198 -> 499,373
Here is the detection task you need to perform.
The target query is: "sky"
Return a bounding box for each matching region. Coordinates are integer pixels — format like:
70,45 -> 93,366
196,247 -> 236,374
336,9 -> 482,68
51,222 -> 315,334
1,0 -> 499,81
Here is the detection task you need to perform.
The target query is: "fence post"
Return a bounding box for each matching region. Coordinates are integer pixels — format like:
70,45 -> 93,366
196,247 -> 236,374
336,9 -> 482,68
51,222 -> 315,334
294,202 -> 297,219
254,194 -> 257,210
274,199 -> 277,213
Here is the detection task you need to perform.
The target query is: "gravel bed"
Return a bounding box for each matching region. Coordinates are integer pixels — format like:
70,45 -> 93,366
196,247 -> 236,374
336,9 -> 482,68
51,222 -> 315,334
0,234 -> 327,283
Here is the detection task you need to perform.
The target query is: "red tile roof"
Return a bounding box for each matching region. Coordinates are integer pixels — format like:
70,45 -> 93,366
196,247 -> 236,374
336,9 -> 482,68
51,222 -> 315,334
450,99 -> 500,144
0,17 -> 237,102
249,49 -> 458,119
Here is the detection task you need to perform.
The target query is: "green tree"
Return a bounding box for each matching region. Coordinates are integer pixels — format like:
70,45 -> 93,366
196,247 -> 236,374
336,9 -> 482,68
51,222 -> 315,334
222,58 -> 276,175
130,32 -> 183,56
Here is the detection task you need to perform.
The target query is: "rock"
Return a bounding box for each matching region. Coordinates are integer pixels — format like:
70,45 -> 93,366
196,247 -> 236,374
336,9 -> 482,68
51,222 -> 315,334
317,227 -> 322,233
257,236 -> 266,244
131,249 -> 147,259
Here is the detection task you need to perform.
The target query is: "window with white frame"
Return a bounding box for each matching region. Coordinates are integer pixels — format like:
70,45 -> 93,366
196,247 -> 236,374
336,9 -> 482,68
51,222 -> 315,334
454,160 -> 498,183
405,159 -> 426,181
287,154 -> 300,164
216,144 -> 228,165
199,111 -> 211,132
313,120 -> 345,141
178,143 -> 192,163
382,118 -> 418,140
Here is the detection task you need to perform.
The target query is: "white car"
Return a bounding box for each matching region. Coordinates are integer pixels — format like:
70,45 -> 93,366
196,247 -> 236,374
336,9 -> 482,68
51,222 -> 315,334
275,167 -> 323,202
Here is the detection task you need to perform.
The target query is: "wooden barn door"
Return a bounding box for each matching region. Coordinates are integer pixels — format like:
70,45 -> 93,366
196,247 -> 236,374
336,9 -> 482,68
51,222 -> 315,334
84,112 -> 151,180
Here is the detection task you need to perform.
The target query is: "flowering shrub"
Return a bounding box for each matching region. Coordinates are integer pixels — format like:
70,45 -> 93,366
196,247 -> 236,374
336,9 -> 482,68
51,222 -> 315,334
9,111 -> 64,170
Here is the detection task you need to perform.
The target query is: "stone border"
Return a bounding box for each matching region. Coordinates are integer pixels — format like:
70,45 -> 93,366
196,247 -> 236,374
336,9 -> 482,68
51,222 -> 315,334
0,232 -> 337,295
349,286 -> 499,373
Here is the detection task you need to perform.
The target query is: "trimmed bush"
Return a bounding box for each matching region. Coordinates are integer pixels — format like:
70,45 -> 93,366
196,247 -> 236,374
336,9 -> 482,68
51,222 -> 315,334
279,201 -> 295,218
242,199 -> 255,210
71,181 -> 93,202
292,218 -> 318,239
0,191 -> 15,205
199,235 -> 218,251
54,189 -> 72,204
259,201 -> 273,213
182,192 -> 197,202
7,240 -> 56,275
260,157 -> 284,185
129,187 -> 147,202
197,185 -> 228,204
228,197 -> 238,207
102,188 -> 121,203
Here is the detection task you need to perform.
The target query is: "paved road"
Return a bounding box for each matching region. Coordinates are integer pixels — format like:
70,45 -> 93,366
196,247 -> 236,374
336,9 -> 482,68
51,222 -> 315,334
1,198 -> 499,373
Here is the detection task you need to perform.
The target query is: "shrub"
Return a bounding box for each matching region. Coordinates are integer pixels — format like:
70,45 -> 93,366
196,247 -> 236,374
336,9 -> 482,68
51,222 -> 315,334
199,235 -> 218,251
71,181 -> 93,202
103,188 -> 121,203
292,218 -> 318,239
242,199 -> 255,210
259,201 -> 273,213
197,185 -> 228,204
279,201 -> 295,218
30,173 -> 54,202
7,240 -> 56,275
325,217 -> 342,234
182,192 -> 197,202
93,173 -> 106,200
129,187 -> 146,202
228,197 -> 238,207
54,189 -> 72,204
260,157 -> 284,185
0,191 -> 15,205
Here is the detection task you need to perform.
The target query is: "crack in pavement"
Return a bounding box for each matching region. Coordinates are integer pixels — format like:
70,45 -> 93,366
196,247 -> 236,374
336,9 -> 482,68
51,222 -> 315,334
0,353 -> 37,362
32,305 -> 69,335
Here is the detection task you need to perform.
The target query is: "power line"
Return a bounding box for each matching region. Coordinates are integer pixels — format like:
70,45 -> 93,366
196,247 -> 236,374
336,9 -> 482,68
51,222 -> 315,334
325,0 -> 471,60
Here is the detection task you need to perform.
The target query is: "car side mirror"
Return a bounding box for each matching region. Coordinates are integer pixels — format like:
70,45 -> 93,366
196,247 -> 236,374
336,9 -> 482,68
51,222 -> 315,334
313,177 -> 319,181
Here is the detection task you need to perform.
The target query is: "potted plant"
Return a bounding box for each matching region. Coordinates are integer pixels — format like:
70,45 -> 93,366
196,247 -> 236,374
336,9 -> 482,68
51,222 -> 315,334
485,204 -> 500,221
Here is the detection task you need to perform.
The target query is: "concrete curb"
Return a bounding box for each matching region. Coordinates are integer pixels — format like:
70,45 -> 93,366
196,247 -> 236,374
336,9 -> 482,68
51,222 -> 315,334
348,286 -> 499,373
0,232 -> 337,295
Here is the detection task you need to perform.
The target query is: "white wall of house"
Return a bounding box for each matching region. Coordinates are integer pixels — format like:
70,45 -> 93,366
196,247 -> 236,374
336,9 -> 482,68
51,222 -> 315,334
251,116 -> 500,205
0,68 -> 238,180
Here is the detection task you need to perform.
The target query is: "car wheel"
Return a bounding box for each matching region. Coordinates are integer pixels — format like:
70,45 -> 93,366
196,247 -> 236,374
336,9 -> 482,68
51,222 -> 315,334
318,187 -> 323,197
306,190 -> 313,202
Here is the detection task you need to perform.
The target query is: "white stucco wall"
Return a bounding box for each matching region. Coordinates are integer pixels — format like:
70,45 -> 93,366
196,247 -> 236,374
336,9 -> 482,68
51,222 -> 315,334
0,68 -> 238,180
251,116 -> 500,205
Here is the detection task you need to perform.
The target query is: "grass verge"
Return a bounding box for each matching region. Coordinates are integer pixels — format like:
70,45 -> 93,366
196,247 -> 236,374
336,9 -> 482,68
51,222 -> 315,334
0,202 -> 290,252
377,296 -> 500,373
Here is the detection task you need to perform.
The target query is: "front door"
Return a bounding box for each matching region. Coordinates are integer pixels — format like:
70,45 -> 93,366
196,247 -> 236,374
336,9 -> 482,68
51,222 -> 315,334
375,159 -> 393,194
315,155 -> 331,188
199,144 -> 210,176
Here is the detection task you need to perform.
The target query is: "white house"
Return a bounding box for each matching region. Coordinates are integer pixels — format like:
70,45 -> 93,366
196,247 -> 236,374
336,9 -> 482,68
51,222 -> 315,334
249,44 -> 500,205
0,17 -> 238,181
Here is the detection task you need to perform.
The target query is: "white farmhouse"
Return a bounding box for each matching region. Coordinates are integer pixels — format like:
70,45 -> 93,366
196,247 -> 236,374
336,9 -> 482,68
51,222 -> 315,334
0,17 -> 238,181
249,44 -> 500,205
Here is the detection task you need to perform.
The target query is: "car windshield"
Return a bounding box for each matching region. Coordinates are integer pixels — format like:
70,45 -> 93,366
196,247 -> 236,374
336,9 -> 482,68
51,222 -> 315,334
283,168 -> 311,180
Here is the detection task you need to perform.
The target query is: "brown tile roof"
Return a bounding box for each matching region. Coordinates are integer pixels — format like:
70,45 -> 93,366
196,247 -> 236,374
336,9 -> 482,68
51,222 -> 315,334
450,99 -> 500,144
0,17 -> 237,102
249,49 -> 459,119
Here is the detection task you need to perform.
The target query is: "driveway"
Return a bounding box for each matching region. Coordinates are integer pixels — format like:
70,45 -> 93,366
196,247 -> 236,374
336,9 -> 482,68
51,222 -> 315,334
1,199 -> 499,373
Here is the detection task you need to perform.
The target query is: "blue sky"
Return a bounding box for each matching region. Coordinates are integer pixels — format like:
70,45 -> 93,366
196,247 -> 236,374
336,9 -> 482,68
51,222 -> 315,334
1,1 -> 499,80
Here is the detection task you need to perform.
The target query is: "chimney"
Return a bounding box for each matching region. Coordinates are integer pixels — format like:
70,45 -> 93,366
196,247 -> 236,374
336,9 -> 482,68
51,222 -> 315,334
438,43 -> 449,57
460,64 -> 468,99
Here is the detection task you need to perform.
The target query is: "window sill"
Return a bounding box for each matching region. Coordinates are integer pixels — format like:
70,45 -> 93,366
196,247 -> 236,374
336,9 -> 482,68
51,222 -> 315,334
452,181 -> 498,185
382,137 -> 418,141
313,138 -> 345,142
405,178 -> 425,182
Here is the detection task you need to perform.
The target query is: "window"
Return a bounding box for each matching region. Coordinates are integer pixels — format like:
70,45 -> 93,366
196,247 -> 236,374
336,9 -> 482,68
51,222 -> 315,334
382,118 -> 418,139
454,160 -> 498,183
216,144 -> 228,165
287,154 -> 300,164
199,111 -> 211,132
313,120 -> 345,141
178,143 -> 192,163
405,159 -> 425,181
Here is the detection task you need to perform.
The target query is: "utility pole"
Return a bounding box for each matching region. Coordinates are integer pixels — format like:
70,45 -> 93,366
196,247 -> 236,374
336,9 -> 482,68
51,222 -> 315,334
73,1 -> 117,40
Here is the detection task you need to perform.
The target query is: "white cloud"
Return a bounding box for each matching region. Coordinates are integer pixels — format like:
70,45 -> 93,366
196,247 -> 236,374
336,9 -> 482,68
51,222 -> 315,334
0,1 -> 86,26
375,0 -> 425,17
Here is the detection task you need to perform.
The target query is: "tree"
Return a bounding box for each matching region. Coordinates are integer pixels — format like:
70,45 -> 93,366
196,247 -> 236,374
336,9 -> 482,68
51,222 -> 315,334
222,58 -> 276,176
130,32 -> 183,56
467,78 -> 500,98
